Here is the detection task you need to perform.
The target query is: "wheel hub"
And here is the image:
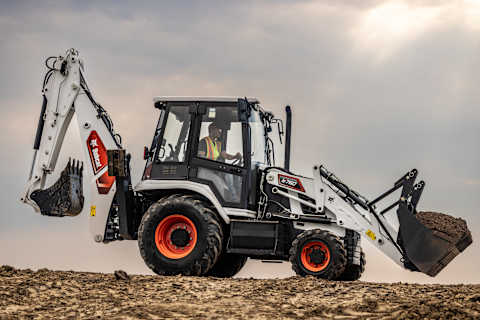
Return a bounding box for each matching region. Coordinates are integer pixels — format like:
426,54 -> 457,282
308,248 -> 326,264
170,228 -> 190,247
300,240 -> 331,272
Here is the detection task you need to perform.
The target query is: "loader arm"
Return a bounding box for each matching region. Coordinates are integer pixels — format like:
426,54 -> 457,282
21,49 -> 124,242
261,165 -> 472,277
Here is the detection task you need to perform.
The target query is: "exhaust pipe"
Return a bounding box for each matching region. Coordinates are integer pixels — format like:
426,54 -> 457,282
284,105 -> 292,171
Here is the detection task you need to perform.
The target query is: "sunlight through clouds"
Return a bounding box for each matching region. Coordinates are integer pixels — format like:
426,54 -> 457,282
464,0 -> 480,30
352,1 -> 445,61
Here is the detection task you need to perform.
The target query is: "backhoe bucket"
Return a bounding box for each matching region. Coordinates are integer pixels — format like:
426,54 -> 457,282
30,159 -> 84,217
397,201 -> 472,276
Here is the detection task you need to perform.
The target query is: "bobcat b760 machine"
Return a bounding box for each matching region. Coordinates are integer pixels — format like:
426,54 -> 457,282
21,49 -> 472,280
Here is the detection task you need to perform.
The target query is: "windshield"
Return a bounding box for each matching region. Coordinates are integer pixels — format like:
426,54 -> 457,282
249,107 -> 267,165
157,105 -> 191,162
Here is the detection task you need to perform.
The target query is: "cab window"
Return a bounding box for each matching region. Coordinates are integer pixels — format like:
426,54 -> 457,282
197,105 -> 243,167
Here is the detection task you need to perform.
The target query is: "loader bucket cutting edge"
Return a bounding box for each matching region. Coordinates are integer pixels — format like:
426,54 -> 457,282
397,202 -> 473,277
30,159 -> 84,217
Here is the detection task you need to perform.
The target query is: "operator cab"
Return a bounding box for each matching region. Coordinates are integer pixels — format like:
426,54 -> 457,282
142,97 -> 271,210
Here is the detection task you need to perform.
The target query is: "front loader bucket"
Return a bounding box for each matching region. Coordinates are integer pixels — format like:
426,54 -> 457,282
397,201 -> 472,276
30,159 -> 84,217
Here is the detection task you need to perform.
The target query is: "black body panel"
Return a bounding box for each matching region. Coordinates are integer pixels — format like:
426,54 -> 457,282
150,163 -> 189,180
227,219 -> 299,260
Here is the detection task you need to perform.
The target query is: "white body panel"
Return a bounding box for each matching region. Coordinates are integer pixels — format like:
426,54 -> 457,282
75,93 -> 119,242
134,181 -> 258,222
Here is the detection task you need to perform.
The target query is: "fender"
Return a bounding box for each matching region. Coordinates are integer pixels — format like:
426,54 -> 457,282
135,179 -> 231,223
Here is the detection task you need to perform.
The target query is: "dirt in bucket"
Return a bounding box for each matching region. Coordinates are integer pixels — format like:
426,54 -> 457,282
416,211 -> 472,250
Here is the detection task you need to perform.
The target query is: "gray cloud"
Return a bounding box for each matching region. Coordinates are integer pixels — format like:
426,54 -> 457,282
0,0 -> 479,283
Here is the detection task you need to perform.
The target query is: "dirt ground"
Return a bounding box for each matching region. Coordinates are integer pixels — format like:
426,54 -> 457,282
0,266 -> 479,320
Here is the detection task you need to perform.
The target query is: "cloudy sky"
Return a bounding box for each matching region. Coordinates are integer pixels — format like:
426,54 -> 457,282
1,0 -> 479,284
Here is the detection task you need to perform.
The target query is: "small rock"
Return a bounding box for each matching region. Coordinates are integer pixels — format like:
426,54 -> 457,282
16,287 -> 27,296
0,265 -> 15,274
114,270 -> 130,281
468,294 -> 480,302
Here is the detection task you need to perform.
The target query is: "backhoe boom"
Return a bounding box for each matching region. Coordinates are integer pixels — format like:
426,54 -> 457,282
21,49 -> 124,242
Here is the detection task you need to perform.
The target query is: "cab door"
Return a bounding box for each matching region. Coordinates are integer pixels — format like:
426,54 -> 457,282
189,102 -> 251,208
148,103 -> 195,180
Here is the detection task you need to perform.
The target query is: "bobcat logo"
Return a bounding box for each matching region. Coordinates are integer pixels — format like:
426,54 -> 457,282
86,130 -> 115,195
278,174 -> 305,192
87,131 -> 106,174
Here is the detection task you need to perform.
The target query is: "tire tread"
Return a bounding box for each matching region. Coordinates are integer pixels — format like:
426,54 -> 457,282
336,251 -> 366,281
138,194 -> 223,276
289,229 -> 347,280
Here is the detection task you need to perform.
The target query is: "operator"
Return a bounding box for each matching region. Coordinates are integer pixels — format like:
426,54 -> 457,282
198,122 -> 242,162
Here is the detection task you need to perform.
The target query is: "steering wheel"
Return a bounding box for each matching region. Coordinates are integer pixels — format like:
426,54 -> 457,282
231,157 -> 243,167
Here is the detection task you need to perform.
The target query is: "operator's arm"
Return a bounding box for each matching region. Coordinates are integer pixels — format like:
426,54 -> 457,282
221,151 -> 242,161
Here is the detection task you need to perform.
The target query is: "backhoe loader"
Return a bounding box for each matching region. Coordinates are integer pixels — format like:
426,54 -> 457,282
21,49 -> 472,280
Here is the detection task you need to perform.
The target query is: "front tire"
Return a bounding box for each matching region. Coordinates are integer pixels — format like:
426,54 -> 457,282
336,251 -> 366,281
289,229 -> 347,280
138,194 -> 223,276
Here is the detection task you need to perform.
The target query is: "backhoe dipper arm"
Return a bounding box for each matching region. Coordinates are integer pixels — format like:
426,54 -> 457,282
21,49 -> 122,242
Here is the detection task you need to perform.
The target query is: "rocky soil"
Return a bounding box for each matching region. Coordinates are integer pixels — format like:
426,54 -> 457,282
1,266 -> 479,319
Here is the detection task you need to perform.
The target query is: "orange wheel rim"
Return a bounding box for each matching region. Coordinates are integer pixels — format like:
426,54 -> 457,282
155,214 -> 197,259
300,240 -> 330,272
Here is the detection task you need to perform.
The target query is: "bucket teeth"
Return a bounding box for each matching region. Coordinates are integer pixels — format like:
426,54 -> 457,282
30,159 -> 84,217
64,158 -> 83,176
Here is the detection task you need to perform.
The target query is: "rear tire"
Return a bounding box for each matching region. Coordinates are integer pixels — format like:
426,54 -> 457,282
206,253 -> 247,278
336,251 -> 366,281
138,194 -> 223,276
289,229 -> 347,280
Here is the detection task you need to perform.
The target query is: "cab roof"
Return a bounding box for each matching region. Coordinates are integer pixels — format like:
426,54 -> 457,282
153,96 -> 260,104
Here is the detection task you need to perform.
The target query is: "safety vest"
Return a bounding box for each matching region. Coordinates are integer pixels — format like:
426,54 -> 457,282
205,136 -> 221,160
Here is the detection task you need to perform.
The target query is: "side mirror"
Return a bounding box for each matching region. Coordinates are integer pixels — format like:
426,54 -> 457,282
143,146 -> 149,160
274,118 -> 284,144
